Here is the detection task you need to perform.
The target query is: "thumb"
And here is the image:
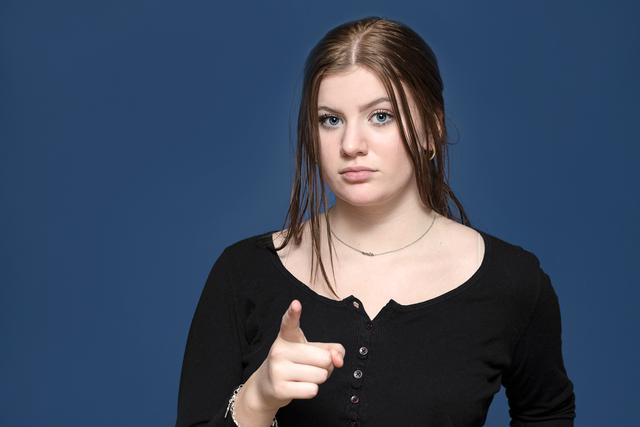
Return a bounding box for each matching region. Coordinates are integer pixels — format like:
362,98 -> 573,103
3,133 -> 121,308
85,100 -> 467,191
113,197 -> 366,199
278,299 -> 307,343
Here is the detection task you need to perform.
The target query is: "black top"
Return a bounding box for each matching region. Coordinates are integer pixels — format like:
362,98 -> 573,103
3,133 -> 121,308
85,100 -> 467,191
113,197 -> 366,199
176,228 -> 576,427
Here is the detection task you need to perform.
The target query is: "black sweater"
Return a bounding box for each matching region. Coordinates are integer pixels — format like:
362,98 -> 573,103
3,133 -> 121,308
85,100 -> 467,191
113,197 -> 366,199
176,228 -> 576,426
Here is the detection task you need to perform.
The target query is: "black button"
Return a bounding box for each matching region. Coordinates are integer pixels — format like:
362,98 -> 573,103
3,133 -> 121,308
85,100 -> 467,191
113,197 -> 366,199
350,421 -> 359,427
350,394 -> 360,404
358,346 -> 368,356
366,321 -> 373,329
353,369 -> 363,379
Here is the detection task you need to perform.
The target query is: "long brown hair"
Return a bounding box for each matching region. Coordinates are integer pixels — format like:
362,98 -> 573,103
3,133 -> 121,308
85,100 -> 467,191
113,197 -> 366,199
273,16 -> 470,298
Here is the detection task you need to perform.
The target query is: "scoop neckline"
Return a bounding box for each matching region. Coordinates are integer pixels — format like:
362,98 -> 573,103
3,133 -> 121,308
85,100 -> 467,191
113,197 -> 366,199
261,226 -> 492,315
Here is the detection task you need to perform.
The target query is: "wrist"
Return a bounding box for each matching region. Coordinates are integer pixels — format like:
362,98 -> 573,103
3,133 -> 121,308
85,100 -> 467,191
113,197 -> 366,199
240,374 -> 281,414
226,382 -> 279,427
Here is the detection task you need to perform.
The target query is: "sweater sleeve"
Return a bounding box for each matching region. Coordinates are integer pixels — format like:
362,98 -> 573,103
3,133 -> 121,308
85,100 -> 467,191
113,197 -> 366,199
502,263 -> 576,426
175,247 -> 245,427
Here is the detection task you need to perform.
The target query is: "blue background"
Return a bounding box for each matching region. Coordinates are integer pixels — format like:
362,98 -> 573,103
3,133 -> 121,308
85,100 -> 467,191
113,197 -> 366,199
2,1 -> 638,425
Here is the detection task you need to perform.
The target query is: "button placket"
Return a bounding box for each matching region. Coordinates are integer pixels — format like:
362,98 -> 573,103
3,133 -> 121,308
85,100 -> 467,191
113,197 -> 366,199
347,298 -> 372,422
351,337 -> 367,389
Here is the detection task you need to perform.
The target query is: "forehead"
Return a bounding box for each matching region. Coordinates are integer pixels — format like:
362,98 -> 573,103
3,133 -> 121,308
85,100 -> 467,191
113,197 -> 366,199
317,66 -> 415,112
318,66 -> 387,104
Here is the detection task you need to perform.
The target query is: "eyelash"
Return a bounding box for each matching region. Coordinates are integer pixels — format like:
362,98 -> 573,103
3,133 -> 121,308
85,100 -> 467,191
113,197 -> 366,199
318,109 -> 395,129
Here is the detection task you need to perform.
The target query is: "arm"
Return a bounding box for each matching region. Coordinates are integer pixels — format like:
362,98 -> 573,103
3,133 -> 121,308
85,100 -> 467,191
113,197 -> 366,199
502,264 -> 576,426
175,247 -> 248,427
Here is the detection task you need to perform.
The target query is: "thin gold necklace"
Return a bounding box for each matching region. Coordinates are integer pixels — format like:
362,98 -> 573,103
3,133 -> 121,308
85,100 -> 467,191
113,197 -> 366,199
328,211 -> 437,257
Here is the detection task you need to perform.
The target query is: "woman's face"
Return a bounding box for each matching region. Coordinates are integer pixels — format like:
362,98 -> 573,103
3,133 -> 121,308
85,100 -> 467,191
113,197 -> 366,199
316,65 -> 425,207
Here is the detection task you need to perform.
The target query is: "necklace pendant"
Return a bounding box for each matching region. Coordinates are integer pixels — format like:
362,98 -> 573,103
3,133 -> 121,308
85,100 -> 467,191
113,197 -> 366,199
361,251 -> 375,256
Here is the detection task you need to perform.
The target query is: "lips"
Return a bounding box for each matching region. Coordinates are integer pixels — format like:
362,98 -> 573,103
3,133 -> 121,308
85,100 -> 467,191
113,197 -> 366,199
340,166 -> 376,174
341,170 -> 375,183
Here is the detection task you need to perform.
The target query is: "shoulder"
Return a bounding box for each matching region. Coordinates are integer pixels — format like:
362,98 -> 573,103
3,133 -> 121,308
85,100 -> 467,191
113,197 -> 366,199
435,216 -> 539,274
220,229 -> 279,257
207,229 -> 281,287
201,230 -> 278,281
425,216 -> 546,306
479,226 -> 544,283
443,217 -> 543,275
475,227 -> 553,327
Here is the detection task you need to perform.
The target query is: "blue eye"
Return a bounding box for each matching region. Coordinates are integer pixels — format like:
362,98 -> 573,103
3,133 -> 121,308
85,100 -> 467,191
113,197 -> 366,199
319,114 -> 342,128
371,110 -> 394,126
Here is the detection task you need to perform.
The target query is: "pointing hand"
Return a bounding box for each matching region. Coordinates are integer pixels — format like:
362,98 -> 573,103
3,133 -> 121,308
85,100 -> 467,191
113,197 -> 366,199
247,299 -> 345,412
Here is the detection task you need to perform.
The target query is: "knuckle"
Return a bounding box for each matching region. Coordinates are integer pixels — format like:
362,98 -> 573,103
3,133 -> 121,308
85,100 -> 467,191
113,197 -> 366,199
308,383 -> 319,397
272,382 -> 286,400
323,352 -> 333,368
267,361 -> 280,380
269,345 -> 285,360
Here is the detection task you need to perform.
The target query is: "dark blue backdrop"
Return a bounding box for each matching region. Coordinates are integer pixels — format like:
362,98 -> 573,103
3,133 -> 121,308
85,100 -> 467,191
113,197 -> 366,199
2,1 -> 638,425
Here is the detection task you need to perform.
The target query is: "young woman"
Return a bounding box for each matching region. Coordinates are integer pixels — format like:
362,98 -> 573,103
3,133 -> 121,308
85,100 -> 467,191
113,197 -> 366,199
176,16 -> 576,427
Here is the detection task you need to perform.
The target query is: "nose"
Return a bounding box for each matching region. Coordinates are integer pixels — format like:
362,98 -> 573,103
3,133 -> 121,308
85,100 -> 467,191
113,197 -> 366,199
340,121 -> 368,157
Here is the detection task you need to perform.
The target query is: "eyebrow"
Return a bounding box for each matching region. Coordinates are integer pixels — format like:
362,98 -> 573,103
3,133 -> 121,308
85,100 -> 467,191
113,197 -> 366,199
318,97 -> 391,114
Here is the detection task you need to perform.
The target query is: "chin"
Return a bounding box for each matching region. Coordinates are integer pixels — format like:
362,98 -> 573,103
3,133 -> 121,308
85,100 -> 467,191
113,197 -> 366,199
335,191 -> 389,207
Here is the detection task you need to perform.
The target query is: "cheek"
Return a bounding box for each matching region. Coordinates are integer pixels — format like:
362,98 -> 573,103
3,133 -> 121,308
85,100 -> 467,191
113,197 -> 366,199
317,132 -> 333,155
317,143 -> 338,183
379,133 -> 413,166
387,146 -> 418,184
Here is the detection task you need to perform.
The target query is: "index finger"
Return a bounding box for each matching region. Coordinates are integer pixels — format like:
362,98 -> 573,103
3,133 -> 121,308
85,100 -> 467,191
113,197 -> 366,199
278,299 -> 308,344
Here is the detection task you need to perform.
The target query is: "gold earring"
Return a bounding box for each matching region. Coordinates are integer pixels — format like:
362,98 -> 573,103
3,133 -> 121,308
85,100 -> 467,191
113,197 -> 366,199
421,144 -> 436,161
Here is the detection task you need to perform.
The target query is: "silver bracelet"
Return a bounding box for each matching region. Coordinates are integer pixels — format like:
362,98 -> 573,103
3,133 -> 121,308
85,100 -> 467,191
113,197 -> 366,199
224,383 -> 279,427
